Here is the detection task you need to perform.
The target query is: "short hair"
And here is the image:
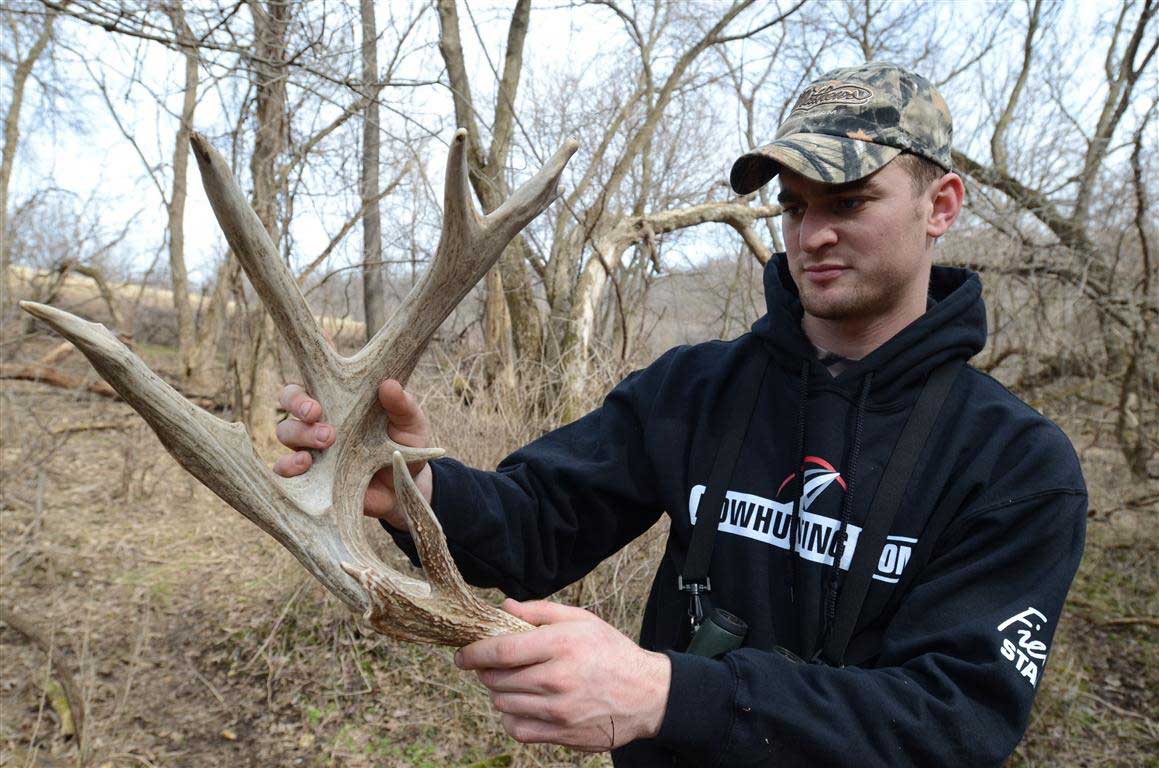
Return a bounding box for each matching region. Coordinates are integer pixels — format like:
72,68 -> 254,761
894,153 -> 945,197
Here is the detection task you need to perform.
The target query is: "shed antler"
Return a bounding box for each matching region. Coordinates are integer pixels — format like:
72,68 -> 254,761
20,129 -> 578,646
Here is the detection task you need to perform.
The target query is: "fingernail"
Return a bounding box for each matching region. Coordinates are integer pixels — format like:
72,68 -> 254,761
317,425 -> 332,443
298,403 -> 312,419
454,650 -> 463,668
296,452 -> 309,468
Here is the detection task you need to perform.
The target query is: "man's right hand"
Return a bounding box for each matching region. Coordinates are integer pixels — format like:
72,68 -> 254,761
273,379 -> 434,533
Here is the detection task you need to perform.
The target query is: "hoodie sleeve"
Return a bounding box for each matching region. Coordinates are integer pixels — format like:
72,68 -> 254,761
653,484 -> 1087,767
382,350 -> 678,600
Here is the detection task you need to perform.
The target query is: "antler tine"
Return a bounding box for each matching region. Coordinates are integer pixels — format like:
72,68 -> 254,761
388,450 -> 472,597
341,451 -> 532,646
346,130 -> 578,390
17,300 -> 369,612
442,128 -> 483,242
481,138 -> 579,251
190,133 -> 340,403
345,128 -> 477,387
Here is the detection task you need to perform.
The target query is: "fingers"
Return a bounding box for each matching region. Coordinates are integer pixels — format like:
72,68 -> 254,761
273,384 -> 330,478
499,714 -> 609,751
273,450 -> 313,477
455,629 -> 557,671
275,417 -> 335,451
378,379 -> 430,446
477,664 -> 558,694
502,599 -> 591,627
278,383 -> 323,423
499,713 -> 557,745
362,473 -> 395,518
491,692 -> 552,720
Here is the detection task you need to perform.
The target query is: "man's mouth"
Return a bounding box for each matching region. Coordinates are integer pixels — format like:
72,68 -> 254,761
803,264 -> 848,283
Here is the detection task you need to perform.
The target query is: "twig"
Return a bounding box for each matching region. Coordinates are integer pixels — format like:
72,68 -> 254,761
1080,691 -> 1153,724
111,603 -> 150,726
1102,616 -> 1158,629
243,579 -> 308,670
0,604 -> 87,760
38,342 -> 78,367
189,663 -> 228,710
49,421 -> 134,435
0,363 -> 119,399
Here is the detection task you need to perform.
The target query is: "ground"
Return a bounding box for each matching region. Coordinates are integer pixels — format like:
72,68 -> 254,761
0,338 -> 1155,767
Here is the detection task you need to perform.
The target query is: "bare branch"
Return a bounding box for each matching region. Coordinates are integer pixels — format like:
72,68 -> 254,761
486,0 -> 531,176
991,0 -> 1043,174
707,0 -> 807,45
297,164 -> 410,286
0,604 -> 87,760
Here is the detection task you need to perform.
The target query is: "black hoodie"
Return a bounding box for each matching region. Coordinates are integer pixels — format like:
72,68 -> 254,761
387,255 -> 1087,767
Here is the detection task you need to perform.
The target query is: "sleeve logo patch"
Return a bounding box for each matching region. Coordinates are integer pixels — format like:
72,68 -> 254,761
997,607 -> 1049,687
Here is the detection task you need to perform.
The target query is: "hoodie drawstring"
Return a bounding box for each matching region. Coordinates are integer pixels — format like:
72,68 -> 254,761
819,371 -> 874,652
786,360 -> 810,607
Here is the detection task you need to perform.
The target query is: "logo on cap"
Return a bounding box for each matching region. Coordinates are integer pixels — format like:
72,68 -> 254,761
791,83 -> 873,114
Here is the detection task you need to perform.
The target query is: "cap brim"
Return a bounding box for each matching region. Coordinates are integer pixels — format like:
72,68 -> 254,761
729,134 -> 902,194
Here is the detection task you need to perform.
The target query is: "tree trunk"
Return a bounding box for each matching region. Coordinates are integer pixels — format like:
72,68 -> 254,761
434,0 -> 542,374
496,244 -> 542,363
1,10 -> 56,334
246,0 -> 291,454
186,250 -> 234,395
559,237 -> 621,421
482,269 -> 515,389
165,2 -> 200,384
360,0 -> 385,340
557,201 -> 779,417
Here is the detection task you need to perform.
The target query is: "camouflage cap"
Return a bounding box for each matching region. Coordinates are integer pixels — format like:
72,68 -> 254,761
730,62 -> 953,194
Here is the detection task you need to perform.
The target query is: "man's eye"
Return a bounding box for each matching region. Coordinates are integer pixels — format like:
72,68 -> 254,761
835,198 -> 864,212
783,205 -> 804,218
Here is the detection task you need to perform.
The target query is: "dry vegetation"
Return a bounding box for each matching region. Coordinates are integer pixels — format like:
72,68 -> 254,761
1,259 -> 1155,767
0,323 -> 659,767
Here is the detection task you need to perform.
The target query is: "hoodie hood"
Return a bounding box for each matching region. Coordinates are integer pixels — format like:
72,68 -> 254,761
751,254 -> 987,403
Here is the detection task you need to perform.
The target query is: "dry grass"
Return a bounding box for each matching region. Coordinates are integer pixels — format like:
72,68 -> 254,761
0,325 -> 1154,767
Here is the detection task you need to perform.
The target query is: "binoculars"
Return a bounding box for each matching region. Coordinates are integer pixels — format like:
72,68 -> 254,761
686,607 -> 748,658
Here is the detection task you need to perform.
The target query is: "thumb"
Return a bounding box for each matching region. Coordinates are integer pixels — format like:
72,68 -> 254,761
378,379 -> 429,443
501,598 -> 589,626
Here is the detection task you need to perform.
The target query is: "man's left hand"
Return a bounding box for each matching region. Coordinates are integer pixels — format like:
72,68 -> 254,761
455,599 -> 672,752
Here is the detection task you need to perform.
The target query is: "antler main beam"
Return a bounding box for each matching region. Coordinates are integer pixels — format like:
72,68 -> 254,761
21,128 -> 578,646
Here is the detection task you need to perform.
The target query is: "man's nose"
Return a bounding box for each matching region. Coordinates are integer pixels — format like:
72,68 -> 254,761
798,210 -> 838,254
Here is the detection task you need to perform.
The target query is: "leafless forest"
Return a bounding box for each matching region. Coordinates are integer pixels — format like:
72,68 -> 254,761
1,0 -> 1155,765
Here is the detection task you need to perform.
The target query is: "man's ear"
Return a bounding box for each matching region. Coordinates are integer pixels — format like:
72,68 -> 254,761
927,172 -> 965,238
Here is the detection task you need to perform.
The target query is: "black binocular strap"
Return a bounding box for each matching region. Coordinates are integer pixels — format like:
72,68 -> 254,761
681,345 -> 770,588
820,359 -> 963,666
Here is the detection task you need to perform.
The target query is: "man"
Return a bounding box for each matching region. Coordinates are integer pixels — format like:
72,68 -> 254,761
275,63 -> 1086,766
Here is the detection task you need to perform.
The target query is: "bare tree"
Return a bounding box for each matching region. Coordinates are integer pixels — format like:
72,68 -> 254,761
162,1 -> 206,386
1115,104 -> 1156,477
436,0 -> 535,387
950,0 -> 1158,475
952,1 -> 1156,320
543,1 -> 801,415
1,4 -> 58,330
433,0 -> 800,414
360,0 -> 385,340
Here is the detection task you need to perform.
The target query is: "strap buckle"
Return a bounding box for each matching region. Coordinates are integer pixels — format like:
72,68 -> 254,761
677,576 -> 711,632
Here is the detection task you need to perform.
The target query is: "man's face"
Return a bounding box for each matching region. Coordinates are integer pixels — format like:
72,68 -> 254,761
777,161 -> 933,324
